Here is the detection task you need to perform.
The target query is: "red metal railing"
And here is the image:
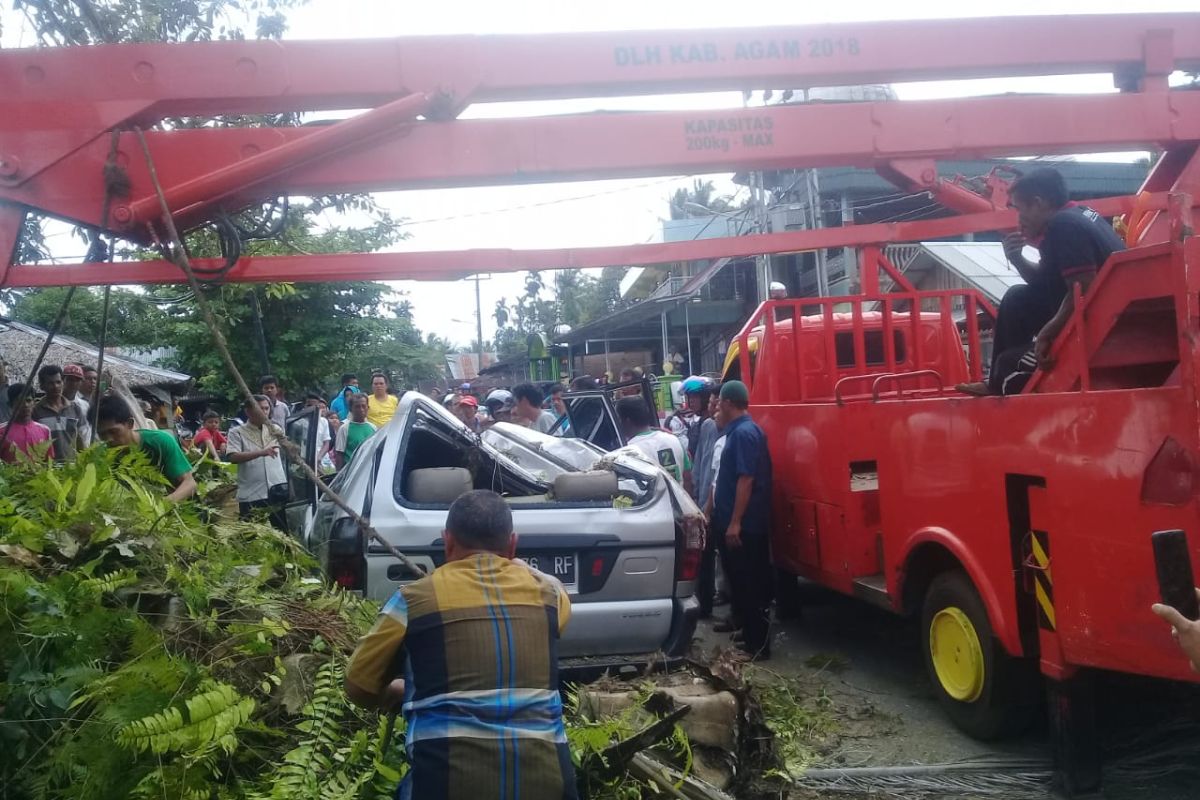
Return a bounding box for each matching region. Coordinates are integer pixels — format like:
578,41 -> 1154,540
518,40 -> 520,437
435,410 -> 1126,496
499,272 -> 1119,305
735,289 -> 996,405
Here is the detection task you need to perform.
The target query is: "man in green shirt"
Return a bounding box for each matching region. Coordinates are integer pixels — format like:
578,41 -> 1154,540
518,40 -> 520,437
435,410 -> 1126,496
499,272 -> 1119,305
334,393 -> 377,470
95,395 -> 197,503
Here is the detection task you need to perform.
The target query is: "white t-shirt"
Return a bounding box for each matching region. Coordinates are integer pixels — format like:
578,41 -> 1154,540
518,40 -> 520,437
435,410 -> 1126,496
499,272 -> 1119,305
629,429 -> 690,483
709,434 -> 728,499
534,409 -> 559,434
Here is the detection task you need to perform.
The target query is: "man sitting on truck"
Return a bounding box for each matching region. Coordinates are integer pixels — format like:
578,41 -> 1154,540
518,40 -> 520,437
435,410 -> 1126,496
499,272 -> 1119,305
345,490 -> 577,800
957,167 -> 1125,395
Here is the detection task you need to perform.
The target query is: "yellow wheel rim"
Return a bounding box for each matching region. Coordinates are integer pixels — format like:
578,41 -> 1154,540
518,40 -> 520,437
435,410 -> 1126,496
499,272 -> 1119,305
930,606 -> 985,703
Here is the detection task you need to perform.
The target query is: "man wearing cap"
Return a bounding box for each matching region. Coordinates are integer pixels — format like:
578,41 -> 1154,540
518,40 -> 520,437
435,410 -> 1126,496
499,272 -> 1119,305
62,363 -> 93,444
454,393 -> 481,432
711,380 -> 774,659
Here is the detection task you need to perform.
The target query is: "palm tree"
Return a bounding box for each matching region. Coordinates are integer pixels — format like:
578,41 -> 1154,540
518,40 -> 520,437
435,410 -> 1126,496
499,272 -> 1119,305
668,179 -> 735,220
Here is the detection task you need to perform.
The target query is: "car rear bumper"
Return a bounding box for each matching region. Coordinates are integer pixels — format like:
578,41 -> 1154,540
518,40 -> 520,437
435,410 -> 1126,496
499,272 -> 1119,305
559,595 -> 700,682
664,594 -> 701,657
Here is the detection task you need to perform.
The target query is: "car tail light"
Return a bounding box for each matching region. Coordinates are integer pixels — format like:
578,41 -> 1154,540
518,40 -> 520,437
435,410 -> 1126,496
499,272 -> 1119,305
676,515 -> 705,582
328,518 -> 366,591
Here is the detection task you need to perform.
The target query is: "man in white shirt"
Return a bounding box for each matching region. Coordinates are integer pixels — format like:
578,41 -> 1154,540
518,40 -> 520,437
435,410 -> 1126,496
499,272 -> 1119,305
616,395 -> 691,493
303,393 -> 334,472
226,394 -> 287,530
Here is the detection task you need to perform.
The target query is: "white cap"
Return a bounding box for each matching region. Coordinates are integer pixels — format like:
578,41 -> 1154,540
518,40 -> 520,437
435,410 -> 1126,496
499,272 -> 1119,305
769,281 -> 786,292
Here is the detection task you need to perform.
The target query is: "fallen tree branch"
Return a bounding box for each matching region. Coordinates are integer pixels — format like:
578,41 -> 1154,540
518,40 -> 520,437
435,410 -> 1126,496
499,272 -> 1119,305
133,127 -> 422,580
629,752 -> 736,800
597,702 -> 691,778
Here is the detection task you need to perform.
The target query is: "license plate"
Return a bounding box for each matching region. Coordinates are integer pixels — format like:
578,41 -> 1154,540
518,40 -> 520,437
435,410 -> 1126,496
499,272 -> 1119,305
523,552 -> 577,586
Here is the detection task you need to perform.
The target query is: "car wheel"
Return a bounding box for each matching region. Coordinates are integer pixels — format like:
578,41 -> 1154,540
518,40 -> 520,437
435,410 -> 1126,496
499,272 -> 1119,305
921,570 -> 1039,740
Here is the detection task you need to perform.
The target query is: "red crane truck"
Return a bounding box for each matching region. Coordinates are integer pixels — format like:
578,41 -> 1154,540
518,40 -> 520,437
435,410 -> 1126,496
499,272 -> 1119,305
721,203 -> 1200,792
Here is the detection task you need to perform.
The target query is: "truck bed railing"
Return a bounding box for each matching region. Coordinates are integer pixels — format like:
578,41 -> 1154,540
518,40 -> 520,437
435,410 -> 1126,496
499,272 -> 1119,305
735,288 -> 995,405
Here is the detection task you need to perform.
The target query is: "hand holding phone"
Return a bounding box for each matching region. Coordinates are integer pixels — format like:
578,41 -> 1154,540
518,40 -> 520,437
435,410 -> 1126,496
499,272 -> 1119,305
1152,530 -> 1199,621
1151,531 -> 1200,672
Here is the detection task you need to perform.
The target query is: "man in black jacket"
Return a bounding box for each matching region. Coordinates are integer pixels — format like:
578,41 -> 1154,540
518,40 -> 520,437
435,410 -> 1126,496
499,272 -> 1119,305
958,168 -> 1125,395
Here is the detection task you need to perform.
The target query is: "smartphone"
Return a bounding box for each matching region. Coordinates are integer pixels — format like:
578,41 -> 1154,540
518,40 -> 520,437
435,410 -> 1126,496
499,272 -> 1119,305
1152,529 -> 1200,621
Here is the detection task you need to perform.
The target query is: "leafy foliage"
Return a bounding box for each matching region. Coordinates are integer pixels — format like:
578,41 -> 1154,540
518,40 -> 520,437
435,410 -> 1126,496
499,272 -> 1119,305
749,668 -> 838,778
0,447 -> 402,799
147,277 -> 448,401
6,286 -> 169,349
668,179 -> 739,221
6,0 -> 304,46
117,682 -> 255,755
492,268 -> 629,359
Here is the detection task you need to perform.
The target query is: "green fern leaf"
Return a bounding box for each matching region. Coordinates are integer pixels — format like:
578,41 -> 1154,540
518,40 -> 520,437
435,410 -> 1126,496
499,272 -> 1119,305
82,568 -> 139,596
117,683 -> 255,754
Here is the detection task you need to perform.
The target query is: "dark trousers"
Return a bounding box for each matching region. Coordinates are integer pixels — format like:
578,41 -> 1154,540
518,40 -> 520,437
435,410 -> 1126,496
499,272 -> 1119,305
239,499 -> 287,532
697,532 -> 718,617
988,284 -> 1060,393
714,524 -> 772,654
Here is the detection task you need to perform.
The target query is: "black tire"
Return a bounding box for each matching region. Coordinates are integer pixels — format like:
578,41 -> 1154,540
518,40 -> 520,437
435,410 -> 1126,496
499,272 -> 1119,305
920,570 -> 1040,740
775,567 -> 803,621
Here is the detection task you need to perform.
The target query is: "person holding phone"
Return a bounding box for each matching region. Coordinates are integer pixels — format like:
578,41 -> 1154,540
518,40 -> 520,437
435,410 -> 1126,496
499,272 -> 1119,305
1152,590 -> 1200,672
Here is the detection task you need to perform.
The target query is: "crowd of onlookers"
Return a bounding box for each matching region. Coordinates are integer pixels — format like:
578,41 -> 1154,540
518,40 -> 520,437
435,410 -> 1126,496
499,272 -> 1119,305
0,360 -> 776,657
0,361 -> 198,502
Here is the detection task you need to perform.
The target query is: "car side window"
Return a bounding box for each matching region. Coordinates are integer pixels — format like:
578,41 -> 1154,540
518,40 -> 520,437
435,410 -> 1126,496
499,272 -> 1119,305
564,395 -> 622,451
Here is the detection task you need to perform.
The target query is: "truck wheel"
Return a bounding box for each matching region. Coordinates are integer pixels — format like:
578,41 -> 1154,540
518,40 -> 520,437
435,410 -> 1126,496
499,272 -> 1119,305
920,570 -> 1039,740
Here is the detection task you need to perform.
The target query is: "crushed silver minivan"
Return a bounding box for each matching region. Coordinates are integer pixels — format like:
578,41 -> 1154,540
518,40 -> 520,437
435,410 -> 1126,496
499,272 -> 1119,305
291,393 -> 702,664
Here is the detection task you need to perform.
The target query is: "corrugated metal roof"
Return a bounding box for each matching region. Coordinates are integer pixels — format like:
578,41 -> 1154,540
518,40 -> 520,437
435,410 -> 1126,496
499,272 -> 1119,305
917,241 -> 1024,303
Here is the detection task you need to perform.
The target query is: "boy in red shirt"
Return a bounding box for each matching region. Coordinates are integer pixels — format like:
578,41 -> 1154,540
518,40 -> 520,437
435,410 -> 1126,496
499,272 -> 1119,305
192,411 -> 228,459
0,383 -> 54,463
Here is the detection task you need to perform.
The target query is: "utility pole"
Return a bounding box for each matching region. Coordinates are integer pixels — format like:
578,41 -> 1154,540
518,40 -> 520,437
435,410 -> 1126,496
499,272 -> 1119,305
808,167 -> 829,296
751,169 -> 772,303
745,89 -> 772,304
802,89 -> 829,297
475,273 -> 484,372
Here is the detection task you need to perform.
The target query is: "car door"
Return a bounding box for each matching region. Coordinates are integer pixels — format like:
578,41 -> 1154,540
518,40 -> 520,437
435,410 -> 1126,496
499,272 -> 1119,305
561,377 -> 657,451
282,405 -> 320,539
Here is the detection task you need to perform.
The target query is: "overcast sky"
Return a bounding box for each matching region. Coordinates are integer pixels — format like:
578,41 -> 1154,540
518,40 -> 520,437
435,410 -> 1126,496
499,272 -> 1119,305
5,1 -> 1197,346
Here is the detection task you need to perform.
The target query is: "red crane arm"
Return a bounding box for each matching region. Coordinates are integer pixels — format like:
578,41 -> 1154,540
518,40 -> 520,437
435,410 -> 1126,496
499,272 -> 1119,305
8,91 -> 1200,237
7,15 -> 1196,111
2,13 -> 1199,286
1,194 -> 1152,287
